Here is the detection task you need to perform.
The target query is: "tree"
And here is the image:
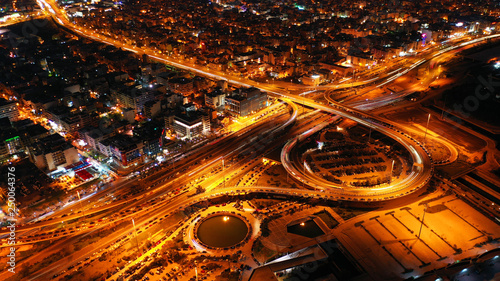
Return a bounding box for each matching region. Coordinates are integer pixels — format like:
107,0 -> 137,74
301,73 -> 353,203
172,251 -> 187,263
195,185 -> 205,194
18,264 -> 30,278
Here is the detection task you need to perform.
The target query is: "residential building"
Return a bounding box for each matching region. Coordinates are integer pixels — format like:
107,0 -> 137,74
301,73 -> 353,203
30,134 -> 80,172
173,112 -> 203,139
205,88 -> 226,109
225,87 -> 267,117
107,135 -> 144,167
0,98 -> 20,122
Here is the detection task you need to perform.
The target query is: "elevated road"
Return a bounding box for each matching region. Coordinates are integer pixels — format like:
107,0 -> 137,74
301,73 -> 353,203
5,2 -> 496,280
37,0 -> 500,201
36,0 -> 433,200
280,96 -> 434,200
0,100 -> 298,241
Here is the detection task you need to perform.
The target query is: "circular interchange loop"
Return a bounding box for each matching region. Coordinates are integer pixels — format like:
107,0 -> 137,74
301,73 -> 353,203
280,99 -> 434,201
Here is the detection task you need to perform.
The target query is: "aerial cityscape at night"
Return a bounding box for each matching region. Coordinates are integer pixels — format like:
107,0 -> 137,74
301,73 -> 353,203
0,0 -> 499,280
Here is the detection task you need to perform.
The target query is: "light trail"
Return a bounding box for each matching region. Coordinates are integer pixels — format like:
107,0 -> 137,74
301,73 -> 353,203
33,0 -> 496,202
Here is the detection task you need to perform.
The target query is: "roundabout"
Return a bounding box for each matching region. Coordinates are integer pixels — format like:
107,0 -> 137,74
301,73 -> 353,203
194,212 -> 252,249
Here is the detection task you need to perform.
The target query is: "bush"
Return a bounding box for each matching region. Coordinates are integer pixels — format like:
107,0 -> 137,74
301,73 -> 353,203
99,252 -> 107,262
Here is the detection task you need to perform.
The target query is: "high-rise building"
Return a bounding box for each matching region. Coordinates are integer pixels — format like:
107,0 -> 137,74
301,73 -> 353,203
0,98 -> 20,122
225,87 -> 267,117
173,112 -> 203,139
30,134 -> 79,172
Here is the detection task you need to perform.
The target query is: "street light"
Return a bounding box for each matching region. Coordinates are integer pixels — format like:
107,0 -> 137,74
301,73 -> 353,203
423,113 -> 431,145
194,260 -> 198,281
302,160 -> 306,188
77,190 -> 85,216
132,218 -> 141,254
389,160 -> 395,184
417,204 -> 428,240
222,158 -> 225,188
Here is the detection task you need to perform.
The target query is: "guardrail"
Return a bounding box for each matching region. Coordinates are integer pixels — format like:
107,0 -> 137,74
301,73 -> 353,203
278,96 -> 433,201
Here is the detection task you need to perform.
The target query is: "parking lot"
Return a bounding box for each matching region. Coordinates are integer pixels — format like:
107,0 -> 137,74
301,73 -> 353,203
334,190 -> 500,280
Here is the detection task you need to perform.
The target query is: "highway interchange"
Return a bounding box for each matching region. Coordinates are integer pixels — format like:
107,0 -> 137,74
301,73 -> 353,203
1,0 -> 500,280
34,0 -> 438,200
